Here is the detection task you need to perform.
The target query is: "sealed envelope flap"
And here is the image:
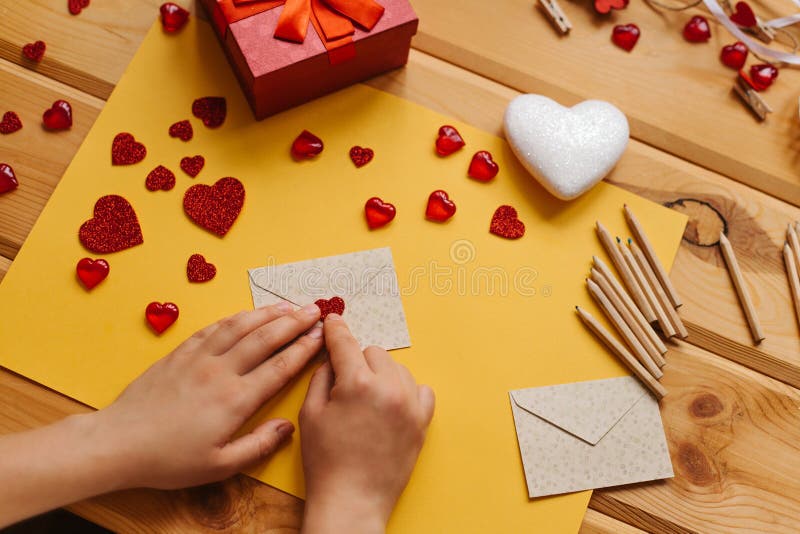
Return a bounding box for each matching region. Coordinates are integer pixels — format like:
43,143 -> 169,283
510,376 -> 647,445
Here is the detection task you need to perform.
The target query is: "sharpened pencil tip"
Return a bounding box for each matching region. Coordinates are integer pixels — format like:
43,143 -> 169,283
616,236 -> 621,243
627,237 -> 632,245
575,305 -> 579,311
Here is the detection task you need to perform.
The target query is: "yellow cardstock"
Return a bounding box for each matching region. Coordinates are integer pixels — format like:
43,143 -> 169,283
0,20 -> 686,533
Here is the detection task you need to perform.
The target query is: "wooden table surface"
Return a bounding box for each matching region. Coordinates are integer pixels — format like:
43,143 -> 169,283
2,1 -> 800,532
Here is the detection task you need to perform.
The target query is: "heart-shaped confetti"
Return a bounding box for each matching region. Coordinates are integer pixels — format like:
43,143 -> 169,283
146,302 -> 179,334
468,150 -> 499,181
192,97 -> 226,128
349,146 -> 374,167
112,133 -> 147,165
68,0 -> 90,15
0,112 -> 22,135
183,177 -> 245,236
145,165 -> 176,191
168,120 -> 193,141
730,1 -> 757,27
76,258 -> 109,290
187,254 -> 216,283
594,0 -> 628,14
721,41 -> 748,69
42,100 -> 73,130
292,130 -> 324,159
683,15 -> 711,42
315,296 -> 345,319
612,24 -> 640,52
426,190 -> 456,222
749,64 -> 778,90
79,195 -> 144,253
490,205 -> 525,240
160,3 -> 190,33
180,155 -> 205,177
365,197 -> 396,229
435,125 -> 465,156
22,41 -> 46,62
0,164 -> 19,195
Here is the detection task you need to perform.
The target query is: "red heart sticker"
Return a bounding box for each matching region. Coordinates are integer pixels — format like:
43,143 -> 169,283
146,302 -> 179,334
76,258 -> 109,290
160,3 -> 190,33
315,296 -> 345,319
349,146 -> 374,167
730,1 -> 757,27
435,125 -> 465,156
192,97 -> 226,128
0,164 -> 19,195
292,130 -> 324,159
180,155 -> 205,177
112,132 -> 147,165
68,0 -> 90,15
187,254 -> 216,283
0,111 -> 23,135
22,40 -> 46,62
79,195 -> 144,253
490,205 -> 525,240
183,177 -> 245,236
468,150 -> 499,181
364,197 -> 396,229
426,190 -> 456,222
42,100 -> 73,130
594,0 -> 628,14
683,15 -> 711,42
612,24 -> 640,52
145,165 -> 176,191
168,120 -> 193,141
720,41 -> 748,69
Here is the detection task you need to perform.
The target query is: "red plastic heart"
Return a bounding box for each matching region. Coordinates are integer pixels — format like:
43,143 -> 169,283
169,120 -> 193,141
192,97 -> 226,128
180,155 -> 205,177
315,297 -> 345,319
349,146 -> 374,167
683,15 -> 711,42
79,195 -> 144,253
160,3 -> 190,33
435,125 -> 465,156
612,24 -> 640,52
22,40 -> 46,62
0,112 -> 22,135
721,41 -> 748,69
593,0 -> 628,14
292,130 -> 324,159
42,100 -> 73,130
187,254 -> 217,283
112,132 -> 147,165
183,177 -> 245,236
68,0 -> 90,15
145,165 -> 176,191
146,302 -> 179,334
426,190 -> 456,222
76,258 -> 109,290
468,150 -> 499,181
750,64 -> 778,90
0,164 -> 18,195
364,197 -> 396,229
730,1 -> 757,27
490,205 -> 525,240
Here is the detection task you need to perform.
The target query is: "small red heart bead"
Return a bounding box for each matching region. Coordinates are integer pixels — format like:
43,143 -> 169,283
79,195 -> 144,253
292,130 -> 324,159
315,297 -> 345,319
468,150 -> 499,181
146,302 -> 179,334
68,0 -> 90,15
0,111 -> 23,135
183,177 -> 245,236
426,190 -> 456,222
749,64 -> 778,90
612,24 -> 640,52
112,132 -> 147,165
22,40 -> 46,62
145,165 -> 176,191
729,1 -> 757,27
683,15 -> 711,42
160,3 -> 190,33
365,197 -> 396,229
490,205 -> 525,240
169,120 -> 193,141
0,164 -> 19,195
594,0 -> 628,14
76,258 -> 109,290
42,100 -> 73,130
187,254 -> 216,283
180,155 -> 205,177
192,97 -> 226,128
435,125 -> 465,156
349,146 -> 374,167
720,41 -> 748,70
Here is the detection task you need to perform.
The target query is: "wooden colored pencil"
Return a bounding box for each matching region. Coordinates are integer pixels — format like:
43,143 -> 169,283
719,231 -> 765,344
782,242 -> 800,329
624,204 -> 682,308
576,306 -> 666,400
787,222 -> 800,271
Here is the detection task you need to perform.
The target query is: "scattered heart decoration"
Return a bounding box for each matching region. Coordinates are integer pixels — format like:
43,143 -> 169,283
169,120 -> 193,141
292,130 -> 324,159
180,155 -> 205,177
146,302 -> 179,334
683,16 -> 711,42
426,190 -> 456,222
749,64 -> 778,90
0,112 -> 23,135
160,2 -> 190,33
721,41 -> 748,69
68,0 -> 90,16
349,146 -> 374,167
490,205 -> 526,240
364,197 -> 396,229
187,254 -> 217,283
79,195 -> 144,253
729,1 -> 757,27
76,258 -> 109,290
112,132 -> 147,165
612,24 -> 640,52
183,177 -> 245,236
435,125 -> 465,156
468,150 -> 499,181
0,164 -> 19,195
42,100 -> 73,131
192,97 -> 226,128
315,297 -> 345,319
22,41 -> 46,62
145,165 -> 176,191
594,0 -> 628,15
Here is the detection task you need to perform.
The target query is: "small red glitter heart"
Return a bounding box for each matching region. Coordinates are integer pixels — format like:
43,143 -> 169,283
426,190 -> 456,222
612,24 -> 640,52
79,195 -> 144,253
721,41 -> 748,69
349,146 -> 374,167
468,150 -> 499,181
0,112 -> 22,135
145,165 -> 176,191
683,16 -> 711,42
435,125 -> 465,156
365,197 -> 396,229
490,205 -> 525,240
729,1 -> 757,27
594,0 -> 628,14
168,120 -> 193,141
42,100 -> 73,131
187,254 -> 216,283
146,302 -> 179,334
0,164 -> 19,195
68,0 -> 90,15
76,258 -> 109,290
315,297 -> 345,319
749,64 -> 778,90
112,133 -> 147,165
192,97 -> 226,128
180,155 -> 205,177
292,130 -> 324,159
183,177 -> 245,236
160,3 -> 190,33
22,41 -> 46,62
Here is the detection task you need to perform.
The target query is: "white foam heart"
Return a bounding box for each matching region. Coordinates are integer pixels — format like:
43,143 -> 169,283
503,94 -> 629,200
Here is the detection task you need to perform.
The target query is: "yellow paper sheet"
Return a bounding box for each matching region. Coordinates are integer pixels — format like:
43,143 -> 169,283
0,20 -> 686,533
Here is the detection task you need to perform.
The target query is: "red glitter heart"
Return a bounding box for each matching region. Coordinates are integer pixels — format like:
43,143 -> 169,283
192,97 -> 226,128
683,16 -> 711,42
435,125 -> 465,156
490,205 -> 525,240
42,100 -> 73,131
168,120 -> 193,141
112,133 -> 147,165
426,190 -> 456,222
146,302 -> 179,334
0,164 -> 19,195
468,150 -> 499,181
22,41 -> 46,62
749,64 -> 778,90
364,197 -> 396,229
721,41 -> 748,69
79,195 -> 144,253
730,1 -> 757,27
594,0 -> 628,14
183,177 -> 245,236
187,254 -> 216,283
0,112 -> 22,135
349,146 -> 374,167
180,155 -> 205,177
68,0 -> 90,15
315,297 -> 345,319
612,24 -> 640,52
145,165 -> 176,191
76,258 -> 109,290
292,130 -> 324,159
160,3 -> 190,33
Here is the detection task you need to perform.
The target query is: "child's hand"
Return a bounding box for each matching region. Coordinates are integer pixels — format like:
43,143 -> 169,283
299,314 -> 435,533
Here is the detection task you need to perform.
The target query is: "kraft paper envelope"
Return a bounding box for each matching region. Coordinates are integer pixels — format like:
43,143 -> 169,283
248,247 -> 411,349
510,376 -> 674,498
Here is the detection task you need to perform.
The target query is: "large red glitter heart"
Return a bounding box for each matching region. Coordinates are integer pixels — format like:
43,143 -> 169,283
168,120 -> 193,141
594,0 -> 628,14
79,195 -> 144,253
146,302 -> 179,334
187,254 -> 216,283
68,0 -> 90,15
292,130 -> 324,159
490,205 -> 525,240
749,64 -> 778,90
315,297 -> 345,319
22,41 -> 46,62
192,97 -> 226,128
435,125 -> 465,156
160,3 -> 190,33
364,197 -> 396,229
0,164 -> 19,195
0,112 -> 22,135
180,155 -> 205,177
426,190 -> 456,222
145,165 -> 176,191
112,133 -> 147,165
43,100 -> 73,130
720,41 -> 748,69
729,1 -> 757,27
683,16 -> 711,42
183,177 -> 245,236
468,150 -> 499,181
76,258 -> 109,290
349,146 -> 374,167
612,24 -> 640,52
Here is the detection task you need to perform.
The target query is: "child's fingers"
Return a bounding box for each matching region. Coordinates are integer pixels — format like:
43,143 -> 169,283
204,303 -> 293,355
323,314 -> 367,378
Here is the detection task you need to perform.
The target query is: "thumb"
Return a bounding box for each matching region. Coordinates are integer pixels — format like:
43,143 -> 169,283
219,418 -> 294,470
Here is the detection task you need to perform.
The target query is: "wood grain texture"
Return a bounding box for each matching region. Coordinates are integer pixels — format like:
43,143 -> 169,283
578,508 -> 647,534
0,256 -> 10,282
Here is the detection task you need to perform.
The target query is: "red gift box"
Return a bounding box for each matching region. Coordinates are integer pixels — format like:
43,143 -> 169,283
200,0 -> 418,119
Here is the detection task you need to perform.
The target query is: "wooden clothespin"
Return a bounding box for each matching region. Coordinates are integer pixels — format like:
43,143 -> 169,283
733,72 -> 772,121
538,0 -> 572,35
748,18 -> 777,43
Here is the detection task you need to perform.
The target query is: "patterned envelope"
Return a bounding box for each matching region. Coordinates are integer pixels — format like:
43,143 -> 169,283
509,376 -> 673,498
248,247 -> 411,350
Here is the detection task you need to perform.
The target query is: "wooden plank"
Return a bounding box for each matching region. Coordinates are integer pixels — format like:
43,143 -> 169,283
410,0 -> 800,207
0,256 -> 10,282
579,509 -> 648,534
